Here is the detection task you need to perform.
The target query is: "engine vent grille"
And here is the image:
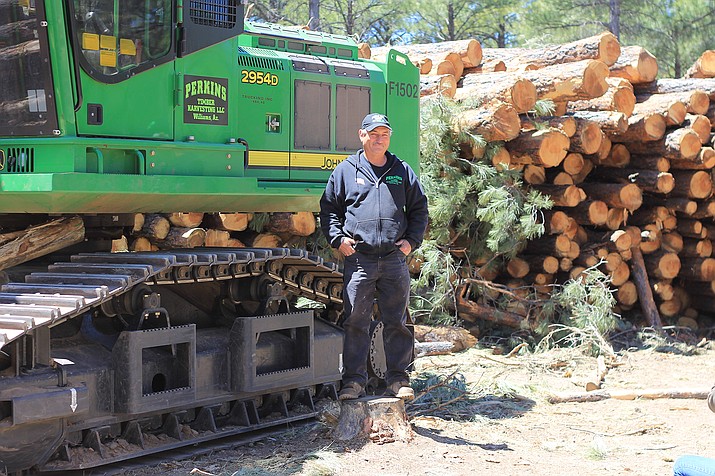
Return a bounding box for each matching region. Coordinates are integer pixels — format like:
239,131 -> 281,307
237,51 -> 284,70
188,0 -> 238,29
5,148 -> 34,173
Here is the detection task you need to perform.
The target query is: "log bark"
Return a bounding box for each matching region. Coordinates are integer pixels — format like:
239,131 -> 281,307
456,284 -> 527,327
569,119 -> 603,155
130,236 -> 153,252
204,212 -> 252,231
333,397 -> 413,443
636,90 -> 710,115
524,234 -> 573,258
670,147 -> 715,170
635,77 -> 715,99
669,170 -> 713,199
420,74 -> 457,98
632,93 -> 687,126
456,74 -> 537,113
610,113 -> 665,143
463,58 -> 506,74
610,46 -> 658,84
506,128 -> 570,167
589,168 -> 674,194
643,250 -> 681,279
138,214 -> 171,240
567,77 -> 635,116
592,143 -> 629,167
692,200 -> 715,219
523,59 -> 610,102
523,165 -> 546,184
266,211 -> 316,236
531,184 -> 585,207
481,32 -> 621,70
681,238 -> 712,258
413,324 -> 478,352
683,114 -> 712,144
568,111 -> 628,135
204,229 -> 231,247
627,155 -> 670,172
631,246 -> 662,329
571,158 -> 594,184
520,254 -> 560,274
372,45 -> 463,77
0,217 -> 85,271
565,200 -> 609,226
159,227 -> 206,248
520,115 -> 577,137
685,50 -> 715,79
453,103 -> 521,142
165,212 -> 204,228
577,183 -> 642,211
679,257 -> 715,281
626,128 -> 701,161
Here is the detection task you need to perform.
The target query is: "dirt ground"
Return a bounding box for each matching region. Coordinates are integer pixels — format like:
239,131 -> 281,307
126,336 -> 715,476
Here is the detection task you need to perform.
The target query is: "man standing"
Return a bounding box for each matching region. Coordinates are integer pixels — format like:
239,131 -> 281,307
319,113 -> 428,401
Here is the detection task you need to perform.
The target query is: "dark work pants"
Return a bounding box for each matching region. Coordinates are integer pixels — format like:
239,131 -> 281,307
341,251 -> 412,387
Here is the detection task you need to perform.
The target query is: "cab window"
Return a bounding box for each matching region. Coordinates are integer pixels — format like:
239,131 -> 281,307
72,0 -> 172,80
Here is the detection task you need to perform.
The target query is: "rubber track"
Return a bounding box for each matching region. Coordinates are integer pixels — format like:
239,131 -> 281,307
0,247 -> 343,350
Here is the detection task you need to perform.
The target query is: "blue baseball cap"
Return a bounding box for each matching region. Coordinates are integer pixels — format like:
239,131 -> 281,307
361,113 -> 392,132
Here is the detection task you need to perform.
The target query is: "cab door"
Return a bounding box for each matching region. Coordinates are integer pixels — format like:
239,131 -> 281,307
70,0 -> 175,140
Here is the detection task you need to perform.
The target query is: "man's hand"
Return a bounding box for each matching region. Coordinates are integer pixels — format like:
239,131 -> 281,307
339,237 -> 357,257
396,239 -> 411,256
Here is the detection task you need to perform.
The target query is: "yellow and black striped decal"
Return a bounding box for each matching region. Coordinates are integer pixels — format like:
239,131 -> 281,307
247,151 -> 348,170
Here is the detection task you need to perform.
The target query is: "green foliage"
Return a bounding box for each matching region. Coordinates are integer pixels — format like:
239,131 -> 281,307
411,96 -> 552,324
536,266 -> 619,356
249,212 -> 271,233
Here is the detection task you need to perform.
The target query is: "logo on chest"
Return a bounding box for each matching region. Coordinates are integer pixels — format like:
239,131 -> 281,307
385,175 -> 403,185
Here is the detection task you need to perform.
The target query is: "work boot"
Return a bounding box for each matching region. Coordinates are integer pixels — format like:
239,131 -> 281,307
338,382 -> 365,401
385,380 -> 414,401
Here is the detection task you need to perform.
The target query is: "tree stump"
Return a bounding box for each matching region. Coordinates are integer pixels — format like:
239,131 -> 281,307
333,396 -> 413,444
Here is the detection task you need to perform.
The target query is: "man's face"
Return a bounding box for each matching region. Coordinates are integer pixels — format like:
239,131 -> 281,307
359,126 -> 391,156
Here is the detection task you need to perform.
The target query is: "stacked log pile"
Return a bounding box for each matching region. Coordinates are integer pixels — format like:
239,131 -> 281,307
405,35 -> 715,330
113,211 -> 317,252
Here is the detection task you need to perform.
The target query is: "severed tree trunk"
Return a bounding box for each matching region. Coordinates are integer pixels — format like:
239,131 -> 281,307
569,119 -> 603,155
204,212 -> 252,231
523,165 -> 545,184
643,250 -> 681,279
0,217 -> 85,271
523,59 -> 609,102
204,229 -> 231,247
568,111 -> 628,135
589,168 -> 675,194
566,200 -> 609,226
456,284 -> 527,327
669,170 -> 713,199
138,214 -> 171,240
636,90 -> 710,115
568,77 -> 635,116
166,212 -> 204,228
562,152 -> 585,174
333,397 -> 413,443
628,155 -> 669,172
524,234 -> 573,257
670,147 -> 715,170
578,183 -> 642,211
520,116 -> 577,137
548,387 -> 709,404
679,257 -> 715,281
463,58 -> 506,74
634,77 -> 715,99
453,102 -> 521,142
682,114 -> 711,144
420,74 -> 457,98
543,210 -> 572,234
632,93 -> 687,126
267,211 -> 316,236
685,50 -> 715,79
506,128 -> 570,167
610,46 -> 658,84
609,112 -> 666,143
531,184 -> 586,207
159,227 -> 206,248
480,32 -> 621,70
626,128 -> 701,161
456,74 -> 537,113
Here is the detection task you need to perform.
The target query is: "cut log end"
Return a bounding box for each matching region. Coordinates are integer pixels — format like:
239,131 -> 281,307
333,396 -> 414,444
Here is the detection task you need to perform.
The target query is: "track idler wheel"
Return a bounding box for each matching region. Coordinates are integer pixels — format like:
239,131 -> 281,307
100,285 -> 169,330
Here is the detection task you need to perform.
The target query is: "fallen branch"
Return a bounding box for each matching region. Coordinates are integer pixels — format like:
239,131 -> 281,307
548,387 -> 710,404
